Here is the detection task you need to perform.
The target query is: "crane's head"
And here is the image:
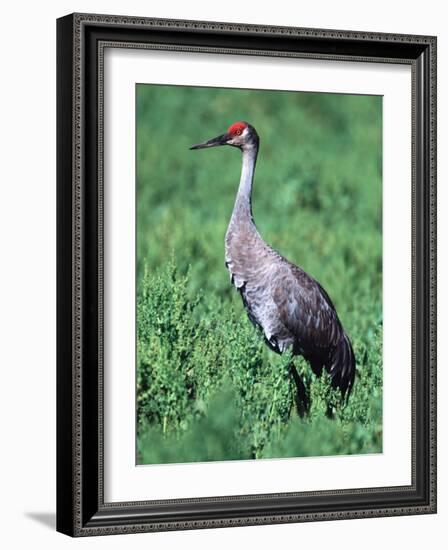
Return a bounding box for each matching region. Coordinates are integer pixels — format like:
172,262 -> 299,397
190,121 -> 259,152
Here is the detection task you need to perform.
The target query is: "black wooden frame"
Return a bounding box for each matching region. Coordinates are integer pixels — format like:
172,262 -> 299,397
57,13 -> 437,537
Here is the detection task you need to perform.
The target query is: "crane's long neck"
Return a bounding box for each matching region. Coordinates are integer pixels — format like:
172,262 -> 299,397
231,145 -> 258,224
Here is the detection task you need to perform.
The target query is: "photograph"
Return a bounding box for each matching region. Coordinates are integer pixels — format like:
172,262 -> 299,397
135,83 -> 383,465
0,0 -> 440,543
53,8 -> 437,539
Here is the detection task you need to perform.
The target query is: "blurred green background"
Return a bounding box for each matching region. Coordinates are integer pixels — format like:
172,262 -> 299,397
136,84 -> 382,465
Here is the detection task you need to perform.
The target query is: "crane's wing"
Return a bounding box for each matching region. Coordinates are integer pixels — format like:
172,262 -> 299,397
272,262 -> 355,395
272,264 -> 342,351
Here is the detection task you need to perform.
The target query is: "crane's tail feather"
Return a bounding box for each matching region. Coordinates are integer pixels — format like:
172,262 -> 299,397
327,333 -> 356,397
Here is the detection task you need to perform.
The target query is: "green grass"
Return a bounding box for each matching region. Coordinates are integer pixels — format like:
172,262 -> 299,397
136,84 -> 382,464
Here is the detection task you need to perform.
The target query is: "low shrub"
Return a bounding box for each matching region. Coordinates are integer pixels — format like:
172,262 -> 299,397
137,260 -> 382,464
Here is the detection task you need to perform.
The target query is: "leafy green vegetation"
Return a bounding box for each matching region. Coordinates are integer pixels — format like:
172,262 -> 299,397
136,85 -> 382,464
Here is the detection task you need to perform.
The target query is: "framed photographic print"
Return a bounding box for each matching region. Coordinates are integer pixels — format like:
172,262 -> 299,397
56,13 -> 437,536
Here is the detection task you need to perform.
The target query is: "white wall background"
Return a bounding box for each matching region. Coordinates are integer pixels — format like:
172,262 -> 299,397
0,1 -> 445,548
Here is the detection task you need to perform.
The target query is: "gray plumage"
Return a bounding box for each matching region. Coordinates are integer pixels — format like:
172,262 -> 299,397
191,121 -> 355,398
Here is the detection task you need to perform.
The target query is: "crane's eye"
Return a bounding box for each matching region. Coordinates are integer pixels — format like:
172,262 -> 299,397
235,129 -> 242,135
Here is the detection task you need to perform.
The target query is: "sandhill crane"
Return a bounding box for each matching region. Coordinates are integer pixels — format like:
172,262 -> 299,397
191,121 -> 356,407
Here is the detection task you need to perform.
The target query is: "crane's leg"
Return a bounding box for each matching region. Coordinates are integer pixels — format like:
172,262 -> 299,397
289,364 -> 309,417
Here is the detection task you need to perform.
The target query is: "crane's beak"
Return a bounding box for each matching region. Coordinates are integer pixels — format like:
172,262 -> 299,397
190,133 -> 229,150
